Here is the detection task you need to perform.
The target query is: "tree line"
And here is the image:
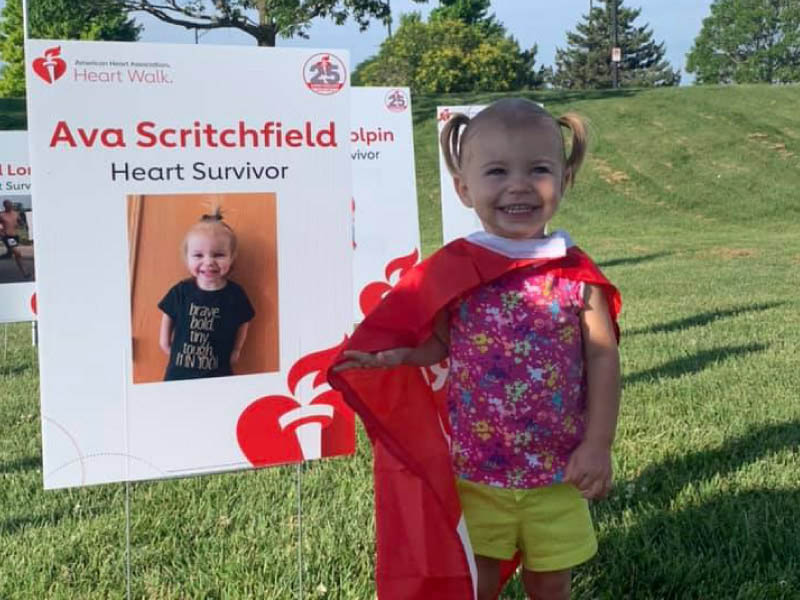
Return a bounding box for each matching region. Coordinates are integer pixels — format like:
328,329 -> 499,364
2,0 -> 799,96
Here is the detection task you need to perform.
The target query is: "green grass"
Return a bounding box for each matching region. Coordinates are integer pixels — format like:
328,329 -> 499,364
2,84 -> 800,598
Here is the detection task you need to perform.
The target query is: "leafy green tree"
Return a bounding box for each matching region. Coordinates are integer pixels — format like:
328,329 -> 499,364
428,0 -> 503,36
353,13 -> 545,93
686,0 -> 800,84
119,0 -> 427,47
0,0 -> 140,97
552,0 -> 679,89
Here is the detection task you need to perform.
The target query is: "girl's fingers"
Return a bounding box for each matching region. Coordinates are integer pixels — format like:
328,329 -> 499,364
334,350 -> 385,371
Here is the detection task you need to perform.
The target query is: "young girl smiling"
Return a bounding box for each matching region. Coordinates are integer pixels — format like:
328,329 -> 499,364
332,98 -> 621,600
159,209 -> 254,381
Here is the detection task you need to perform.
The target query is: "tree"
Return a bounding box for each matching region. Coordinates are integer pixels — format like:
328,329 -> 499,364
552,0 -> 679,89
428,0 -> 504,37
353,13 -> 546,93
119,0 -> 427,47
0,0 -> 140,97
686,0 -> 800,84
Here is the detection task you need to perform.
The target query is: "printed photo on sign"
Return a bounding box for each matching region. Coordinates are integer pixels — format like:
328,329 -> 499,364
0,130 -> 36,323
128,192 -> 279,384
0,195 -> 34,283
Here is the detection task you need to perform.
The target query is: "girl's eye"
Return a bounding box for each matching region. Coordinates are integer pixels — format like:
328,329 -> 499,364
486,167 -> 506,176
533,166 -> 552,174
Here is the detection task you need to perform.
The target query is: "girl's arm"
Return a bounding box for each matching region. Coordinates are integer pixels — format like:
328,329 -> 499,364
333,310 -> 449,371
230,322 -> 250,365
159,314 -> 174,356
564,284 -> 620,499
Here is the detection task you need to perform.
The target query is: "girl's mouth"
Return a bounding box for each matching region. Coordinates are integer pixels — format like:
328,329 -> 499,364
499,204 -> 539,214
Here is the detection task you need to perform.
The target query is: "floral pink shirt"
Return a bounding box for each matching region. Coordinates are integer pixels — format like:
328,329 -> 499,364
447,268 -> 587,489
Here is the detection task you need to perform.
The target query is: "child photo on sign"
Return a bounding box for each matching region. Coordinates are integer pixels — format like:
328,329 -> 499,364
158,209 -> 255,381
0,197 -> 34,282
127,192 -> 280,384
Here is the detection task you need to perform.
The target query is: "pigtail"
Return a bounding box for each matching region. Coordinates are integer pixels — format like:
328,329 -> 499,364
439,113 -> 472,177
557,112 -> 588,188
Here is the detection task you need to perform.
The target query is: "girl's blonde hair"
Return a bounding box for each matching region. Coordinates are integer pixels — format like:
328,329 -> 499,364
181,204 -> 238,257
439,98 -> 588,188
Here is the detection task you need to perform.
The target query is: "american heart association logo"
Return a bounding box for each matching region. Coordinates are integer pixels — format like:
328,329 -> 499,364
236,338 -> 354,467
32,46 -> 67,84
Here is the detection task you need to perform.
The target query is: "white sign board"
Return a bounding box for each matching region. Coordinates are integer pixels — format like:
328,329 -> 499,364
26,40 -> 354,489
351,87 -> 420,320
0,131 -> 36,322
436,105 -> 485,244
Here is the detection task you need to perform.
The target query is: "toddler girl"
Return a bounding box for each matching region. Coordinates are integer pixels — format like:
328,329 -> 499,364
159,208 -> 254,381
331,98 -> 621,600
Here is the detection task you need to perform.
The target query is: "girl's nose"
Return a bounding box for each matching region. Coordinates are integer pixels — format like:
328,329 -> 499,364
508,173 -> 533,193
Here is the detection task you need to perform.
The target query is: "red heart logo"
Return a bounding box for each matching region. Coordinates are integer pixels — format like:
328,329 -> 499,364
236,338 -> 355,468
236,391 -> 354,467
32,47 -> 66,84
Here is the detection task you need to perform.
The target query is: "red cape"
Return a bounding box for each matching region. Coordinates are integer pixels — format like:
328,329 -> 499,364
329,238 -> 621,599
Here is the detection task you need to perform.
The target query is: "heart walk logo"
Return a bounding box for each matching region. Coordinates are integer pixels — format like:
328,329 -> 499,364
32,46 -> 67,84
303,53 -> 346,95
385,89 -> 409,113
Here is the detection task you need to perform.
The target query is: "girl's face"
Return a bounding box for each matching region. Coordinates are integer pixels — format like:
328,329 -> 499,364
185,230 -> 235,290
454,118 -> 566,239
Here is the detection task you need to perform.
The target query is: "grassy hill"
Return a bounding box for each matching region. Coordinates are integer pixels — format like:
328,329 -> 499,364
2,85 -> 799,599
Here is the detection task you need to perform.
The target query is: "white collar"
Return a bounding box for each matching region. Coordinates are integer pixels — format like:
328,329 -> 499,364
464,229 -> 574,259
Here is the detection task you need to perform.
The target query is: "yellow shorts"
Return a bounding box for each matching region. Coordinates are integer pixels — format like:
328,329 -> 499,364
457,478 -> 597,572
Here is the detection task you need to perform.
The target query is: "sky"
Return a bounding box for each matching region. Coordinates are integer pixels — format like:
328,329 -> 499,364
8,1 -> 714,84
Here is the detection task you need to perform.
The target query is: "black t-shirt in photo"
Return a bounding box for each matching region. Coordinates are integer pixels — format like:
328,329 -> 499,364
158,279 -> 255,381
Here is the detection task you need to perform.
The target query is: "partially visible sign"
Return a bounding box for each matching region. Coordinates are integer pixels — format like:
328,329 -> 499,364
351,87 -> 420,320
0,130 -> 35,323
611,47 -> 622,62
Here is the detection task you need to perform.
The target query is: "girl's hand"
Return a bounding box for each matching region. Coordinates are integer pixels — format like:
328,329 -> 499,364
230,348 -> 241,365
564,441 -> 613,500
332,348 -> 412,371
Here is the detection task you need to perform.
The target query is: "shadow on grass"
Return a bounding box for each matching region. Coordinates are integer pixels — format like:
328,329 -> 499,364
0,455 -> 41,474
626,302 -> 785,336
584,421 -> 800,597
597,252 -> 672,269
632,420 -> 800,501
0,509 -> 75,536
589,489 -> 800,598
623,343 -> 767,386
1,363 -> 32,377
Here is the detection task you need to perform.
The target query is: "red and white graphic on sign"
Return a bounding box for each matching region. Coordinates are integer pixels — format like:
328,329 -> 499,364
303,53 -> 347,95
32,46 -> 67,84
236,339 -> 354,466
358,249 -> 419,318
385,88 -> 409,112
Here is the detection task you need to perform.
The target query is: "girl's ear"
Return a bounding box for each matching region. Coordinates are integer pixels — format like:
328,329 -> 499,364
453,176 -> 473,208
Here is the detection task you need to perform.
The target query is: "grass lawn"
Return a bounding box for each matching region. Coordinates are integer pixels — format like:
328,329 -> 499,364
2,83 -> 799,598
